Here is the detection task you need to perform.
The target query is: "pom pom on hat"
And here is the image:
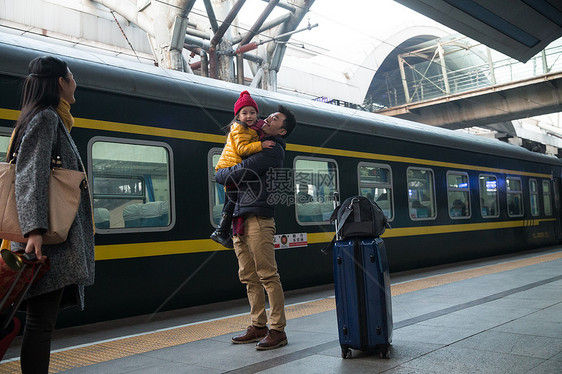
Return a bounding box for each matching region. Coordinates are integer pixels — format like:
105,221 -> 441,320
234,90 -> 259,114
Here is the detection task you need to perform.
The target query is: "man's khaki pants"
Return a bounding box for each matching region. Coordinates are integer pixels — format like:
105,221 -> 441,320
233,215 -> 286,332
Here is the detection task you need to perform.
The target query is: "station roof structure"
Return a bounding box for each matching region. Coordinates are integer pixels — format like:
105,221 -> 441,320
395,0 -> 562,63
2,0 -> 562,154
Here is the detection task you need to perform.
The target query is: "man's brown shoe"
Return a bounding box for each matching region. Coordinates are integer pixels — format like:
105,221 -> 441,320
256,329 -> 288,350
232,325 -> 268,344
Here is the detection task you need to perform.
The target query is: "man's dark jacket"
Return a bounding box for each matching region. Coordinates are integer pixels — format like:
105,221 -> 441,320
215,136 -> 286,218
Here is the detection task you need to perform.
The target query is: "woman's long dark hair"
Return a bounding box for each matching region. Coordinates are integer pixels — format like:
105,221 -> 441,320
8,56 -> 69,160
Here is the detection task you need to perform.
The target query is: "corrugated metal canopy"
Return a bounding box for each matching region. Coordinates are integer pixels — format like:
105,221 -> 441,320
394,0 -> 562,63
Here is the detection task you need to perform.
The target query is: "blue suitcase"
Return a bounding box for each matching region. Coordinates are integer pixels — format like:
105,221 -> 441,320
333,237 -> 392,358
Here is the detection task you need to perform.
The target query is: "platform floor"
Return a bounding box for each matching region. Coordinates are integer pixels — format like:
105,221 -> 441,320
2,246 -> 562,373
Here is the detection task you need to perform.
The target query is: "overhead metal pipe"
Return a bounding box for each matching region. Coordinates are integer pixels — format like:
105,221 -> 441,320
230,13 -> 291,45
187,47 -> 209,77
237,53 -> 245,85
186,27 -> 210,40
209,47 -> 218,79
235,42 -> 258,54
208,0 -> 246,80
235,22 -> 317,56
238,0 -> 279,47
250,68 -> 264,88
235,0 -> 273,86
192,46 -> 210,77
183,0 -> 198,16
241,53 -> 263,64
398,55 -> 411,103
210,0 -> 246,47
260,0 -> 296,12
487,47 -> 496,85
185,40 -> 262,64
236,0 -> 278,87
268,0 -> 316,73
220,48 -> 263,64
184,35 -> 211,50
272,23 -> 318,42
183,0 -> 198,15
202,0 -> 220,33
201,52 -> 208,77
269,69 -> 277,91
437,43 -> 450,95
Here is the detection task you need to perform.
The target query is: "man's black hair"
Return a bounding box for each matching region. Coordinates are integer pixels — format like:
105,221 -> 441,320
278,105 -> 296,138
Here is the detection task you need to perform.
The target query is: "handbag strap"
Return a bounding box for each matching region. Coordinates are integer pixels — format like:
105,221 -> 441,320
10,109 -> 64,166
12,111 -> 88,178
336,199 -> 356,234
53,114 -> 88,175
11,109 -> 91,201
52,115 -> 95,233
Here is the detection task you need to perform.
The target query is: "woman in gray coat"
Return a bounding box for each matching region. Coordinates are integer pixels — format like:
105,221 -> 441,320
8,56 -> 95,374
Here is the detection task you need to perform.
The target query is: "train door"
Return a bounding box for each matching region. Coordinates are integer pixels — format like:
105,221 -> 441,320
554,178 -> 562,242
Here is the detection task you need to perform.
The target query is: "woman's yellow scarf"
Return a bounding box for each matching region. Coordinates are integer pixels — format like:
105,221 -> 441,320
6,99 -> 74,159
56,98 -> 74,131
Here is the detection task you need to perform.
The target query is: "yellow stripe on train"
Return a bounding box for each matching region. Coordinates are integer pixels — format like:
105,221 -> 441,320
94,219 -> 556,261
0,108 -> 553,178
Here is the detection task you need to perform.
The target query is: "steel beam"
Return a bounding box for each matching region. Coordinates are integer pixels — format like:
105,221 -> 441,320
238,0 -> 280,47
268,0 -> 315,73
202,0 -> 220,33
230,13 -> 291,45
377,72 -> 562,130
261,0 -> 296,12
210,0 -> 246,47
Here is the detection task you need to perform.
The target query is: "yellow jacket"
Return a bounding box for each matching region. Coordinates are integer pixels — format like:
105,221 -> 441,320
216,122 -> 262,170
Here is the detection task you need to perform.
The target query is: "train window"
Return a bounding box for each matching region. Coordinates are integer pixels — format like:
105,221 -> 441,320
209,148 -> 224,227
0,135 -> 10,161
447,171 -> 470,219
294,157 -> 339,225
506,177 -> 524,217
89,138 -> 174,232
529,179 -> 539,216
358,163 -> 393,220
479,175 -> 499,218
407,167 -> 436,220
543,180 -> 553,216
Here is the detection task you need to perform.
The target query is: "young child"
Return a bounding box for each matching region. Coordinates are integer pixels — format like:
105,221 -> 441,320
211,91 -> 275,248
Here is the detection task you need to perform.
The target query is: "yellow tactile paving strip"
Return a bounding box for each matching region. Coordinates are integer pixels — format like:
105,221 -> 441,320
391,251 -> 562,295
1,250 -> 561,373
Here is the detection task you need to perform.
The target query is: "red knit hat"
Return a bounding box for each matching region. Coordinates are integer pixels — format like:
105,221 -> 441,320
234,90 -> 259,115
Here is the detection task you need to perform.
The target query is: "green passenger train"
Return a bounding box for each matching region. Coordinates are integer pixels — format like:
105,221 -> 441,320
0,34 -> 560,327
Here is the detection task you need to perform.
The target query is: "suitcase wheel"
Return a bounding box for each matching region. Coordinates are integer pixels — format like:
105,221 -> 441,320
341,345 -> 352,359
378,346 -> 391,359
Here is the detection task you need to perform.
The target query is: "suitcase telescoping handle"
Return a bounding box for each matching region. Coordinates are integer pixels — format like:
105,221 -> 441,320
320,193 -> 340,255
332,192 -> 341,240
0,250 -> 47,332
